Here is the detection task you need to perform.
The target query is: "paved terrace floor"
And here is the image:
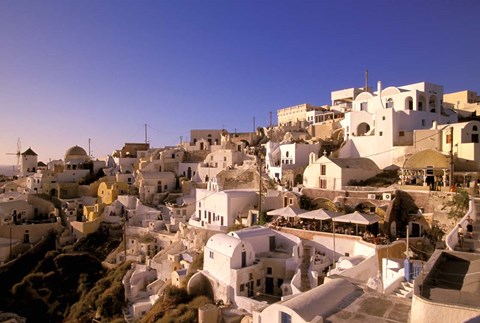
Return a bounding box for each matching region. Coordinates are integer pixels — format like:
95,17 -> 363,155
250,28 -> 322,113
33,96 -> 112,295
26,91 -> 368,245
420,199 -> 480,307
324,289 -> 412,323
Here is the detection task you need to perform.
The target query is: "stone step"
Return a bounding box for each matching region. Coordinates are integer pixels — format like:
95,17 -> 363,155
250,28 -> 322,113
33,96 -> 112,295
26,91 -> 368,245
393,281 -> 413,299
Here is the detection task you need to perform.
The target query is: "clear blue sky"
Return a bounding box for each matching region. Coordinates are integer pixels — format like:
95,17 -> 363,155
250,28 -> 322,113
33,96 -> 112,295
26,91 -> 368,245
1,0 -> 479,165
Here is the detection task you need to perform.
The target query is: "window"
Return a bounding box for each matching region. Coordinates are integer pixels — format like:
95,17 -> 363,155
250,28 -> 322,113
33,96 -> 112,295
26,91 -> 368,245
249,273 -> 253,280
320,179 -> 327,189
321,164 -> 326,175
446,133 -> 452,144
257,279 -> 261,286
209,251 -> 214,259
281,312 -> 292,323
267,267 -> 272,275
473,125 -> 478,131
399,131 -> 405,137
360,102 -> 368,111
386,98 -> 394,109
422,119 -> 426,127
382,116 -> 386,121
240,284 -> 244,292
379,132 -> 383,136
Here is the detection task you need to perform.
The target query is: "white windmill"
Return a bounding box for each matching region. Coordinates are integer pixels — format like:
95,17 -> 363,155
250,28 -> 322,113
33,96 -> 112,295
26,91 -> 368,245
5,138 -> 21,176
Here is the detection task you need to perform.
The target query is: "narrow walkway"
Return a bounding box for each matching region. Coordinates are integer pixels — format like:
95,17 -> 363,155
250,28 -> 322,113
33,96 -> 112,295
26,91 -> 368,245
455,199 -> 480,253
300,245 -> 312,292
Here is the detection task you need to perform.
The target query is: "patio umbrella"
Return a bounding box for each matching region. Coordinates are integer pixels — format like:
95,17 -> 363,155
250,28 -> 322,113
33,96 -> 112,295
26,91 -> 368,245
266,205 -> 306,218
333,211 -> 380,235
300,209 -> 339,229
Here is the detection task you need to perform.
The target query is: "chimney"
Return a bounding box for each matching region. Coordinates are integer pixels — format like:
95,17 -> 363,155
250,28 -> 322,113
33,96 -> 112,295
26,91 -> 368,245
377,81 -> 382,95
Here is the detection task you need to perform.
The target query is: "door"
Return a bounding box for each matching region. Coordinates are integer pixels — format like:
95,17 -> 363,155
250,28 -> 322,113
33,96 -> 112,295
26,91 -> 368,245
265,277 -> 274,294
241,251 -> 246,268
269,236 -> 276,251
248,281 -> 254,297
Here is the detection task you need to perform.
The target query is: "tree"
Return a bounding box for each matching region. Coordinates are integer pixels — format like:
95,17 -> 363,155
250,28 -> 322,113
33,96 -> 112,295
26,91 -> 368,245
446,189 -> 470,220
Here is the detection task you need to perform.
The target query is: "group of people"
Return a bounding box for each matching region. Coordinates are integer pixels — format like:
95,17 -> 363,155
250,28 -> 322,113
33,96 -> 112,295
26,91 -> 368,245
457,215 -> 474,248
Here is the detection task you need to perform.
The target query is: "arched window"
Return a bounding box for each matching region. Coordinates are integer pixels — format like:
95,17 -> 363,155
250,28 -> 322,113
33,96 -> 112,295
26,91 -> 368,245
429,96 -> 437,113
386,98 -> 394,109
405,97 -> 413,110
356,122 -> 371,136
418,95 -> 426,111
473,125 -> 478,131
286,151 -> 289,158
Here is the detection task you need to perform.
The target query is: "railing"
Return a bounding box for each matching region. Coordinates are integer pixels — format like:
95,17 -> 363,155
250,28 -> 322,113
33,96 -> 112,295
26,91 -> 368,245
445,197 -> 476,251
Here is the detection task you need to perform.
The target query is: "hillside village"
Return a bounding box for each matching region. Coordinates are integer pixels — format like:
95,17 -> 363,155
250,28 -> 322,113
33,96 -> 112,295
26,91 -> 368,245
1,81 -> 480,322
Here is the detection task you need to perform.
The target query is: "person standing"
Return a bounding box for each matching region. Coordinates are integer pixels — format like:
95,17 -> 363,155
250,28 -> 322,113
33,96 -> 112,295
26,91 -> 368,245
466,216 -> 474,238
458,224 -> 465,248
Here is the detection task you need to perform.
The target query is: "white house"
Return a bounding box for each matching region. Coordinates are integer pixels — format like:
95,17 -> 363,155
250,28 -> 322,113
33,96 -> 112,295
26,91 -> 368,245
26,170 -> 56,194
0,200 -> 34,225
188,179 -> 257,231
339,81 -> 458,169
195,226 -> 302,309
303,154 -> 381,190
265,141 -> 321,185
197,149 -> 247,183
135,171 -> 176,205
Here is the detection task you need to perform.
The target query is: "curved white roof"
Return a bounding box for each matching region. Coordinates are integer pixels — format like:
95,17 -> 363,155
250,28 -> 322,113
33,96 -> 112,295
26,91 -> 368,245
229,225 -> 273,239
206,233 -> 243,257
279,278 -> 358,321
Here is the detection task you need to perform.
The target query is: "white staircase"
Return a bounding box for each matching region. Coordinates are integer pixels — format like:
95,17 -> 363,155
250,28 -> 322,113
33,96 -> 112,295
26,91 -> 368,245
393,281 -> 413,299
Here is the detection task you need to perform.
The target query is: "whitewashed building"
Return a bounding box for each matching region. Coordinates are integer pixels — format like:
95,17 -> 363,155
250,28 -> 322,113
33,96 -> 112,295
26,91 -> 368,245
339,81 -> 458,169
265,141 -> 321,184
188,179 -> 257,231
192,226 -> 302,309
303,154 -> 380,190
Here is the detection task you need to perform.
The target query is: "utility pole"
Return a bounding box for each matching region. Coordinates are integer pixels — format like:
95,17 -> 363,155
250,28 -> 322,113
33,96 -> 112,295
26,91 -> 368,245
123,214 -> 127,262
88,138 -> 91,158
257,149 -> 263,224
449,127 -> 454,189
253,117 -> 256,132
269,111 -> 272,128
365,69 -> 369,91
9,226 -> 12,261
144,124 -> 148,144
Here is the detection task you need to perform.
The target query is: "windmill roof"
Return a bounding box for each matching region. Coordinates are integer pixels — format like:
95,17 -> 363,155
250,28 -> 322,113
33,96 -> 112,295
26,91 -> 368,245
21,148 -> 38,156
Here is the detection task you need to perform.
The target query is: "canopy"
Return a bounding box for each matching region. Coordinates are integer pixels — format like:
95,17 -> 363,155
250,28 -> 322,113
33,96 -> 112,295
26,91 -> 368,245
300,209 -> 339,221
333,211 -> 380,225
266,205 -> 306,218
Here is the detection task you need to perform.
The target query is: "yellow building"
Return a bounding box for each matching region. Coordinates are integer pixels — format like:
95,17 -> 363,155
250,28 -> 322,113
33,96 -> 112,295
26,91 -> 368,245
277,103 -> 323,127
444,90 -> 480,118
83,181 -> 129,221
98,181 -> 129,205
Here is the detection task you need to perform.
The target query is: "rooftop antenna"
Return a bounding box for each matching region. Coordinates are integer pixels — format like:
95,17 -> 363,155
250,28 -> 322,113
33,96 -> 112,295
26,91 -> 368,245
88,138 -> 92,158
365,69 -> 369,92
5,138 -> 21,173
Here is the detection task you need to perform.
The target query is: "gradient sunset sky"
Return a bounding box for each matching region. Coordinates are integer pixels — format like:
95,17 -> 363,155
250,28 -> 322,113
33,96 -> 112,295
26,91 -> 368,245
1,0 -> 479,165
